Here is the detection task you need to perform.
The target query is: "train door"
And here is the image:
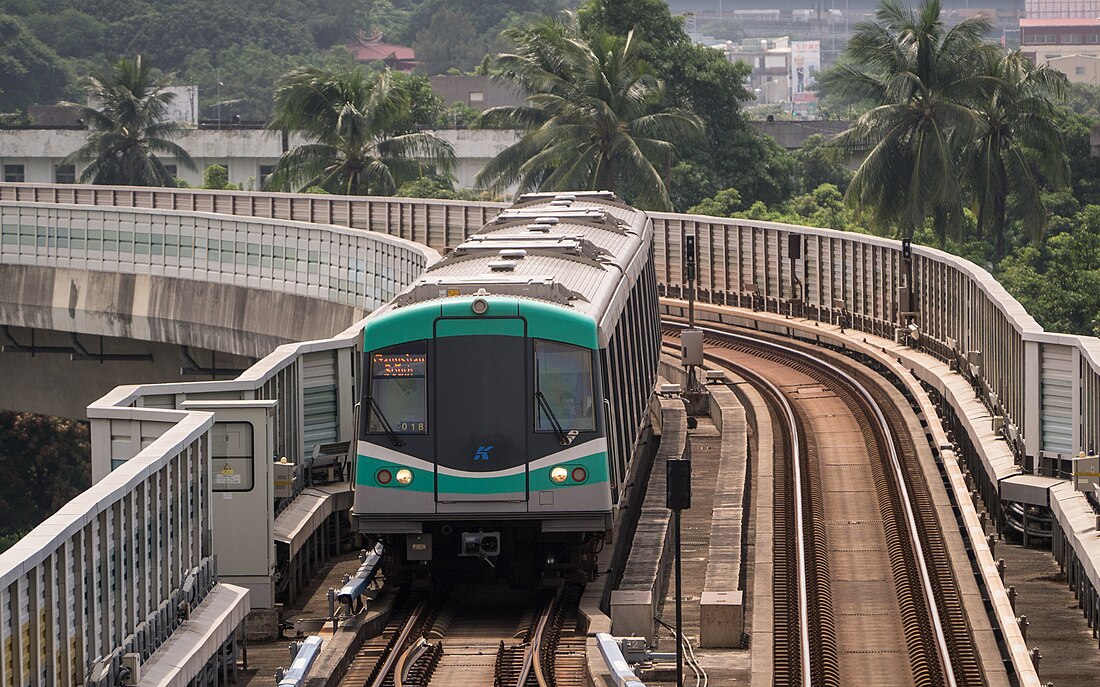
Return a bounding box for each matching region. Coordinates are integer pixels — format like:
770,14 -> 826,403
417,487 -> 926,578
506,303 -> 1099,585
432,318 -> 529,507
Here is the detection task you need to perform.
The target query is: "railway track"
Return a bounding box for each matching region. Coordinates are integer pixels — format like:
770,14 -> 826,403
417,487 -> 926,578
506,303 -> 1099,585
340,584 -> 586,687
662,320 -> 983,687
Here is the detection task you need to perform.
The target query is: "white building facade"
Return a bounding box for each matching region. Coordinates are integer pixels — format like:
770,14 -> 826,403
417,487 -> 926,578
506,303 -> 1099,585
0,127 -> 520,191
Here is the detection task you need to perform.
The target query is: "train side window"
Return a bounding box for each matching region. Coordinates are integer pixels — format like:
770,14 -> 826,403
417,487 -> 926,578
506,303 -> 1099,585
535,340 -> 595,432
367,341 -> 428,434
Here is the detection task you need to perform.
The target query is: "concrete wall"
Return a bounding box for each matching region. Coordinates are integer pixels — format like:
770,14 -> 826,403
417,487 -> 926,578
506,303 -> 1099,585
748,119 -> 852,148
0,263 -> 364,359
428,75 -> 525,110
0,197 -> 439,418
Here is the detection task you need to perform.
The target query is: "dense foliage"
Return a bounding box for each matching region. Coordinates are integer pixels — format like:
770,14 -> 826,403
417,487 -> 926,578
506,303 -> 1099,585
268,67 -> 455,194
578,0 -> 799,209
0,0 -> 569,118
476,17 -> 703,209
0,412 -> 90,553
822,0 -> 1068,259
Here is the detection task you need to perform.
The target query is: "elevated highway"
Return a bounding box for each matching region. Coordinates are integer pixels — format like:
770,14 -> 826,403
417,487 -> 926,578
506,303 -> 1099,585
1,182 -> 1099,686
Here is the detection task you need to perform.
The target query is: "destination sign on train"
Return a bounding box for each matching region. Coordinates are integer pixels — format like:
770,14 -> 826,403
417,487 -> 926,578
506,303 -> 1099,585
372,353 -> 426,377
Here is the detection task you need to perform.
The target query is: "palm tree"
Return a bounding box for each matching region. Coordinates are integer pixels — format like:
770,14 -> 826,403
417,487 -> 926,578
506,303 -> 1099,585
64,56 -> 194,186
821,0 -> 992,239
475,16 -> 703,211
267,68 -> 455,195
966,50 -> 1068,259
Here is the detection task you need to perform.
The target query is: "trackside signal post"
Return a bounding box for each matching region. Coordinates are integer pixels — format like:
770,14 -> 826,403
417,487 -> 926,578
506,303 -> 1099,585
682,235 -> 705,405
667,456 -> 692,687
685,234 -> 696,329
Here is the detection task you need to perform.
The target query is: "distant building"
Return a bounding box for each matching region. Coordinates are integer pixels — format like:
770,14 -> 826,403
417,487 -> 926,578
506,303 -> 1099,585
30,86 -> 199,126
716,37 -> 820,114
346,31 -> 417,72
0,127 -> 518,190
717,37 -> 793,106
1025,0 -> 1100,18
428,75 -> 524,111
1020,18 -> 1100,84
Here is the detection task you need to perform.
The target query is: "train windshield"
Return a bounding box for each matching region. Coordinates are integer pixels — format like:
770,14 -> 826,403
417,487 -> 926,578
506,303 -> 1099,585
368,341 -> 428,434
534,340 -> 595,432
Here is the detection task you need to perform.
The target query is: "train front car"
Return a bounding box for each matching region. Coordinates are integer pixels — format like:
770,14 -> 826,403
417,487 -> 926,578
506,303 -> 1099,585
354,192 -> 657,586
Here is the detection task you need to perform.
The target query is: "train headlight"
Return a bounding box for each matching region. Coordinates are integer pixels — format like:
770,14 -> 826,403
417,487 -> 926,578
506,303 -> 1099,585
550,466 -> 568,483
571,466 -> 588,483
471,298 -> 489,315
376,469 -> 392,485
395,469 -> 414,485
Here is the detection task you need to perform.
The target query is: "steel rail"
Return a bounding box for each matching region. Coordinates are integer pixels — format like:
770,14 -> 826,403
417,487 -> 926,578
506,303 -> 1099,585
661,330 -> 812,686
521,586 -> 563,687
394,637 -> 432,687
667,320 -> 958,687
370,597 -> 430,687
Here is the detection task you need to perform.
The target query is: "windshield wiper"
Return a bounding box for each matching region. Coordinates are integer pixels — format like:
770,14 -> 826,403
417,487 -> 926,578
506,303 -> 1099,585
367,396 -> 405,447
536,391 -> 576,446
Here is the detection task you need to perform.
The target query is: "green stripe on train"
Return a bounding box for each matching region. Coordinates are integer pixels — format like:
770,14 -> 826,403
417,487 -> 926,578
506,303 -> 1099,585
357,451 -> 610,494
364,297 -> 598,351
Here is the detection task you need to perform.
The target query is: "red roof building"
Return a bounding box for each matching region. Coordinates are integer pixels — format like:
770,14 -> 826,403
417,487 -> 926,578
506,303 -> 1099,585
346,32 -> 417,72
1020,18 -> 1100,85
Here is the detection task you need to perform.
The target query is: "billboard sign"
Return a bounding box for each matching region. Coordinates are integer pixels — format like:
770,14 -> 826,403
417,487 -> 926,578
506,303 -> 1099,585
790,41 -> 821,103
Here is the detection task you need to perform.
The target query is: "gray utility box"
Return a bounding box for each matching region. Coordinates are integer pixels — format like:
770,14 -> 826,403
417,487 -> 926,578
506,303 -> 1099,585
700,590 -> 744,648
681,328 -> 704,367
611,590 -> 655,645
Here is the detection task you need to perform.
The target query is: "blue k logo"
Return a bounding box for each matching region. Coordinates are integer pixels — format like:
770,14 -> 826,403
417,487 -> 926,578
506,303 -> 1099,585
473,445 -> 494,461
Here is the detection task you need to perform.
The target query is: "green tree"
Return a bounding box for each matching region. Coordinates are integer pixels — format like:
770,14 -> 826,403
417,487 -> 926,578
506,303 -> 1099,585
476,17 -> 703,210
822,0 -> 992,239
0,412 -> 90,550
268,66 -> 456,195
413,7 -> 485,75
794,134 -> 852,194
1051,107 -> 1100,206
63,55 -> 195,186
687,188 -> 742,217
577,0 -> 796,209
0,14 -> 69,111
23,9 -> 106,60
998,206 -> 1100,336
203,164 -> 234,189
967,50 -> 1068,259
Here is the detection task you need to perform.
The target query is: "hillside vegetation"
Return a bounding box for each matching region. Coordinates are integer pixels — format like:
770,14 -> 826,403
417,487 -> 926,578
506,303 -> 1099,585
0,0 -> 568,118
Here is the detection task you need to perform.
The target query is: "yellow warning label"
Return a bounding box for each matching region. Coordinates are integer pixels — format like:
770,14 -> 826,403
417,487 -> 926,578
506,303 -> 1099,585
447,288 -> 460,297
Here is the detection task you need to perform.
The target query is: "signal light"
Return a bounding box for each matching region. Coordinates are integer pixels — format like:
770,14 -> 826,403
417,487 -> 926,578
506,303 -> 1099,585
550,466 -> 568,483
396,469 -> 414,485
571,466 -> 588,483
376,469 -> 392,485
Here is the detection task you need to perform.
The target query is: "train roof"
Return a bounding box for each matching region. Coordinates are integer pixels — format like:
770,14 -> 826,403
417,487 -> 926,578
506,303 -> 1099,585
376,191 -> 653,346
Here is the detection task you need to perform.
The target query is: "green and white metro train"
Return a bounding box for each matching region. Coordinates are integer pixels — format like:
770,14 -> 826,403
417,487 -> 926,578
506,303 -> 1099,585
354,191 -> 660,582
